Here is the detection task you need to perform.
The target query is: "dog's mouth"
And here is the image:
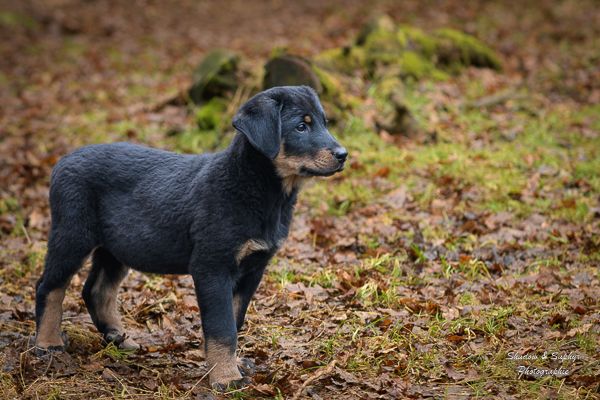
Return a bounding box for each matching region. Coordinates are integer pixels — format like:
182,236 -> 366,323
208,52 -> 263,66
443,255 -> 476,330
300,162 -> 345,177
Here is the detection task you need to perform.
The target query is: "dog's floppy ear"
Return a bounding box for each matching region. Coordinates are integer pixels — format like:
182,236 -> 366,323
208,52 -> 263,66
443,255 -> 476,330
232,92 -> 282,160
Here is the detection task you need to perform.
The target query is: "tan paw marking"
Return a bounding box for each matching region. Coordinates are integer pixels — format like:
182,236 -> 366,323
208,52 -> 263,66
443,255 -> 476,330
206,341 -> 243,388
36,288 -> 66,348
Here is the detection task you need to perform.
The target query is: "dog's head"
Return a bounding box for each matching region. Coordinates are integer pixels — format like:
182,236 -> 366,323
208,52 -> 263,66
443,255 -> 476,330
233,86 -> 347,191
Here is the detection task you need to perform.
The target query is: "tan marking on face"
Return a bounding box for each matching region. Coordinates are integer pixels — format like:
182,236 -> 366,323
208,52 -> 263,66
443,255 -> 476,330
273,145 -> 307,194
273,145 -> 338,194
206,340 -> 242,387
236,239 -> 270,265
310,149 -> 339,170
36,288 -> 66,348
304,115 -> 312,124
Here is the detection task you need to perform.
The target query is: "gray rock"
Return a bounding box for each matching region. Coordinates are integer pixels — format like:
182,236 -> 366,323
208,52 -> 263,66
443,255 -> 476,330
263,55 -> 322,92
188,49 -> 239,104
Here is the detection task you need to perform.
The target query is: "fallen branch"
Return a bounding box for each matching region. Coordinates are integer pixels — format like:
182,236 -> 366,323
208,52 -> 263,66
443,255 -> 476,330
464,88 -> 527,109
291,360 -> 337,400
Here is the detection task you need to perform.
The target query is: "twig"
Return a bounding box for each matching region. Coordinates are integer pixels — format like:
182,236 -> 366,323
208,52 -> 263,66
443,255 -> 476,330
291,360 -> 337,400
21,223 -> 32,245
568,359 -> 599,376
184,363 -> 215,397
464,88 -> 527,109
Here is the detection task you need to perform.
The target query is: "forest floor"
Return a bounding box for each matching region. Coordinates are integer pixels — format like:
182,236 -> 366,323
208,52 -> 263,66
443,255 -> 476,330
0,0 -> 599,399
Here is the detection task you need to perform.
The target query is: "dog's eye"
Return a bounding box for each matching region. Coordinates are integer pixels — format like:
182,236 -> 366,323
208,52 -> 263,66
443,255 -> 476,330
296,123 -> 307,132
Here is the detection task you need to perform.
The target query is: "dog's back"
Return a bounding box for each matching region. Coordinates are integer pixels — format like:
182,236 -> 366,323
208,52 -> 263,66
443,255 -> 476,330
51,142 -> 204,194
49,142 -> 212,272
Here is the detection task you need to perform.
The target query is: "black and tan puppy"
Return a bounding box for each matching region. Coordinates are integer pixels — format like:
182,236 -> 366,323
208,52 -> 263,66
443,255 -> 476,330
34,85 -> 347,389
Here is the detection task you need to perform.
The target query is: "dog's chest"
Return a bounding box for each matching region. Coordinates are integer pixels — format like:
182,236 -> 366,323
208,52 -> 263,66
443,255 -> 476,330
255,193 -> 295,247
235,199 -> 292,267
261,200 -> 292,246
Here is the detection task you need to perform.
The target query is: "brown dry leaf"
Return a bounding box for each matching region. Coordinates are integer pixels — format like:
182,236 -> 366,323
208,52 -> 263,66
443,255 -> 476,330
382,186 -> 407,209
444,363 -> 466,381
566,323 -> 592,338
570,302 -> 587,315
483,211 -> 514,230
253,384 -> 276,396
374,166 -> 390,178
442,307 -> 460,321
303,284 -> 329,304
182,295 -> 199,311
446,334 -> 467,344
28,209 -> 47,230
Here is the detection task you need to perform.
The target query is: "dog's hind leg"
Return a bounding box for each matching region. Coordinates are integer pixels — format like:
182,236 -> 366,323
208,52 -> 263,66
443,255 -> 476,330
35,230 -> 95,352
233,266 -> 267,332
82,247 -> 138,350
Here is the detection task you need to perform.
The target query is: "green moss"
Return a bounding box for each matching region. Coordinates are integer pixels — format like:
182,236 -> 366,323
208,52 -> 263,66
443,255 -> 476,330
360,16 -> 408,69
314,47 -> 366,75
353,16 -> 500,80
433,28 -> 502,71
188,49 -> 239,104
367,76 -> 423,135
195,97 -> 228,130
312,64 -> 362,122
397,51 -> 447,81
355,14 -> 396,46
175,127 -> 224,153
0,11 -> 37,29
364,30 -> 405,67
175,97 -> 234,153
269,46 -> 289,58
398,25 -> 438,58
370,75 -> 403,114
312,66 -> 341,98
355,21 -> 498,81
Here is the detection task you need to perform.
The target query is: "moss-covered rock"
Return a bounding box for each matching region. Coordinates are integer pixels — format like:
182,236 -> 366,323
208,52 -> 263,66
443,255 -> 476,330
351,15 -> 502,79
188,49 -> 240,104
433,28 -> 502,71
396,51 -> 448,81
263,54 -> 322,92
313,46 -> 366,75
176,98 -> 232,153
370,76 -> 419,136
357,18 -> 450,81
180,16 -> 501,141
263,52 -> 361,123
355,14 -> 396,47
397,25 -> 438,58
361,16 -> 405,69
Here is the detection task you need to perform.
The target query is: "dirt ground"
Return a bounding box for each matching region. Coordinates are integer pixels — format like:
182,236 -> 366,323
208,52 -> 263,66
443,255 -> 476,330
0,1 -> 599,399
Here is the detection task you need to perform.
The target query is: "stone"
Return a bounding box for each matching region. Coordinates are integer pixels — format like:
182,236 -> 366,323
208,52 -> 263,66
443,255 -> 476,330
263,54 -> 322,92
188,49 -> 240,104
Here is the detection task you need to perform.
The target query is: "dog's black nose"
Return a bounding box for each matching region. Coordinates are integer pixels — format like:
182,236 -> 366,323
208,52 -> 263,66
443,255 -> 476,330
333,147 -> 348,162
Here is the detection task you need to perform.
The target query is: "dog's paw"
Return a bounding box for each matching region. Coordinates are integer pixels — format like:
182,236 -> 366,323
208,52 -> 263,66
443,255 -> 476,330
32,344 -> 65,357
209,363 -> 250,392
238,357 -> 256,377
104,330 -> 140,351
31,331 -> 69,356
210,376 -> 251,392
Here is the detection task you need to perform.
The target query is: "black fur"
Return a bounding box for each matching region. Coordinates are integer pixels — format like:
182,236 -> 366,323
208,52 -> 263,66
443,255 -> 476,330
34,85 -> 347,388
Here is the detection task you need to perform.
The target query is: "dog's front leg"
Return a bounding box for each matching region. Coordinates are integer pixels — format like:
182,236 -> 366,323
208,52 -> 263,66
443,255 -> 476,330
192,269 -> 247,390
